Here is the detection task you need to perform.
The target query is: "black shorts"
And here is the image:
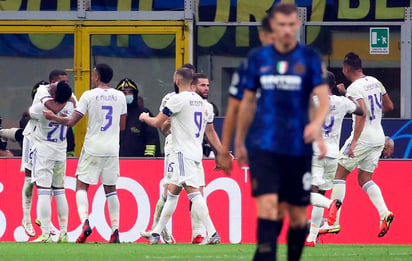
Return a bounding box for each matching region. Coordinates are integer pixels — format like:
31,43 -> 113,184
248,149 -> 312,206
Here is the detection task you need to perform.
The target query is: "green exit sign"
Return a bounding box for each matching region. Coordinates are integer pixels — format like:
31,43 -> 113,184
370,28 -> 389,54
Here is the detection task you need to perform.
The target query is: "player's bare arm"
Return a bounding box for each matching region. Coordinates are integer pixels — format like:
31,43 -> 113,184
44,100 -> 66,114
382,93 -> 394,113
336,83 -> 346,95
379,82 -> 394,113
139,111 -> 168,128
205,123 -> 233,174
43,110 -> 83,127
234,89 -> 256,167
304,83 -> 329,144
120,114 -> 127,131
349,98 -> 366,158
159,118 -> 171,137
221,97 -> 241,151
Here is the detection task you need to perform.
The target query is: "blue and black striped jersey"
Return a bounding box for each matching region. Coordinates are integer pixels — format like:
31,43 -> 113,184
243,43 -> 326,156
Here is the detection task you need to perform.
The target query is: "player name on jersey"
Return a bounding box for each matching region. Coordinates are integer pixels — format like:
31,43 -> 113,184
95,94 -> 119,101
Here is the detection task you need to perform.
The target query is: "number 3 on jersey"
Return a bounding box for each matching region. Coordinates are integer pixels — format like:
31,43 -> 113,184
194,111 -> 203,138
101,105 -> 113,131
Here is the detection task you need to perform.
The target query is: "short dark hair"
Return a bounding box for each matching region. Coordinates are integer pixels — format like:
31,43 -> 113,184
54,81 -> 72,103
181,63 -> 196,73
49,70 -> 67,82
175,68 -> 193,85
260,15 -> 272,33
192,73 -> 208,85
31,80 -> 49,100
327,71 -> 336,89
95,63 -> 113,84
269,2 -> 298,18
343,52 -> 362,71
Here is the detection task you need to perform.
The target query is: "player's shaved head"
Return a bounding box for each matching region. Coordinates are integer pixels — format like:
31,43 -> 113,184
175,68 -> 193,86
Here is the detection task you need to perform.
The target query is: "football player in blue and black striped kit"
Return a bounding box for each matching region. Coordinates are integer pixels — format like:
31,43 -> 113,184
220,14 -> 275,164
235,3 -> 329,261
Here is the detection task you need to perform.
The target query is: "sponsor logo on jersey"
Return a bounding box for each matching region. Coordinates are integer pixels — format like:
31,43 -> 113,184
189,100 -> 203,106
260,75 -> 301,91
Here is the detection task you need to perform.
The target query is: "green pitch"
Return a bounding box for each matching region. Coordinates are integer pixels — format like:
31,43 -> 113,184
0,243 -> 411,261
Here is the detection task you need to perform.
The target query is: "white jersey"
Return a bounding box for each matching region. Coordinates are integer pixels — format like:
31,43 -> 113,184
23,84 -> 52,136
164,91 -> 213,162
160,92 -> 176,154
75,87 -> 127,156
204,100 -> 215,125
346,76 -> 386,146
29,101 -> 74,161
23,83 -> 78,136
313,95 -> 356,158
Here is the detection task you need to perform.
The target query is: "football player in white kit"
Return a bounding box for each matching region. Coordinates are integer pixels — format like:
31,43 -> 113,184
21,70 -> 74,238
146,90 -> 176,244
190,72 -> 228,243
305,71 -> 363,247
29,81 -> 74,243
139,68 -> 222,245
144,64 -> 196,244
44,64 -> 127,243
323,53 -> 395,237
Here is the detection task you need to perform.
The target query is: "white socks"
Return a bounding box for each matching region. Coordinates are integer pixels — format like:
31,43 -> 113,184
330,180 -> 346,225
153,191 -> 179,235
191,199 -> 205,238
310,192 -> 332,209
76,190 -> 89,224
37,188 -> 51,236
106,192 -> 120,232
152,194 -> 166,230
22,177 -> 34,224
53,189 -> 68,233
188,192 -> 216,236
307,206 -> 324,242
362,180 -> 389,219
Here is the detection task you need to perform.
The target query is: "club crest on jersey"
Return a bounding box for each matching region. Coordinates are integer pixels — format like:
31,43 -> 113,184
277,61 -> 288,74
294,63 -> 306,74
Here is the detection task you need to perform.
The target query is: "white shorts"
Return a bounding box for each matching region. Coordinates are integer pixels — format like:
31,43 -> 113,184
31,147 -> 66,188
20,135 -> 33,172
76,149 -> 120,185
166,151 -> 204,188
311,156 -> 338,191
339,139 -> 384,173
